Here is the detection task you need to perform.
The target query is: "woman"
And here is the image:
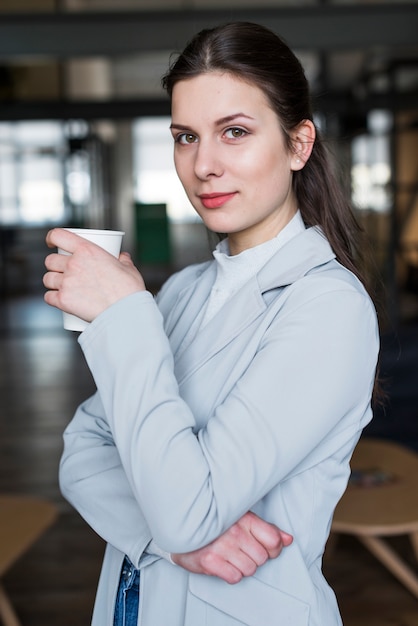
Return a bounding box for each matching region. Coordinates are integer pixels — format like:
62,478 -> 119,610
43,22 -> 380,626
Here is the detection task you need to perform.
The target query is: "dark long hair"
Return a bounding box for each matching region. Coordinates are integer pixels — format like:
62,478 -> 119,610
162,22 -> 385,405
162,21 -> 368,286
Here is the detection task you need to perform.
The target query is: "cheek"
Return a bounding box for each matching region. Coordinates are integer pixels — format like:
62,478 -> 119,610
258,149 -> 292,184
242,143 -> 282,176
242,155 -> 279,196
174,146 -> 195,182
251,159 -> 293,205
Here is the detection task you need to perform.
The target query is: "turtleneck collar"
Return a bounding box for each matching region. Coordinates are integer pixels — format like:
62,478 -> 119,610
201,211 -> 305,326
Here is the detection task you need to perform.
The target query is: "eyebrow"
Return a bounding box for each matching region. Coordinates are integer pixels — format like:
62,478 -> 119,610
170,112 -> 255,131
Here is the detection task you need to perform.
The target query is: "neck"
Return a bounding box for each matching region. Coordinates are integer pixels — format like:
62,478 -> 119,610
228,206 -> 298,256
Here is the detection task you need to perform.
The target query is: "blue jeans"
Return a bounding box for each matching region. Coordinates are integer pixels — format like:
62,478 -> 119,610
113,556 -> 140,626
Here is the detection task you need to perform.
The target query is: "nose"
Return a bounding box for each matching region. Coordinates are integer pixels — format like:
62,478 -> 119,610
193,139 -> 224,180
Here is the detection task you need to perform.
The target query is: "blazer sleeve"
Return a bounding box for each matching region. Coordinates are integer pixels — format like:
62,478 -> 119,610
71,280 -> 379,554
59,390 -> 153,566
59,277 -> 194,564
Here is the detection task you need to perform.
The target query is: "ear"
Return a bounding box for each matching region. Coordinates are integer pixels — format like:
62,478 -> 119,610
290,119 -> 315,171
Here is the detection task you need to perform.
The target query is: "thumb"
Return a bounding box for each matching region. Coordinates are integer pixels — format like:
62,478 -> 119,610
279,530 -> 293,546
119,251 -> 134,266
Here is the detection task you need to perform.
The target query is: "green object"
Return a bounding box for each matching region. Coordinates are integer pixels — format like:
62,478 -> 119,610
134,203 -> 171,264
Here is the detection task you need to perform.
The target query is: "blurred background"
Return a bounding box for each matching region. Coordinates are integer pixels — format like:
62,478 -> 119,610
0,1 -> 417,625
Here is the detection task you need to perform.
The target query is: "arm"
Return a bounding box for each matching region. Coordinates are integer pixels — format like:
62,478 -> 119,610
59,391 -> 153,566
61,388 -> 293,574
78,285 -> 378,554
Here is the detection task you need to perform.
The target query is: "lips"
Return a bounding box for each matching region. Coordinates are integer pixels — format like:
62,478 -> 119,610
199,192 -> 236,209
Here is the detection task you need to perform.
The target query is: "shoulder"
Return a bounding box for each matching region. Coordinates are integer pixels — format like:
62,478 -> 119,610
306,259 -> 369,294
155,260 -> 213,306
264,257 -> 378,336
279,260 -> 378,339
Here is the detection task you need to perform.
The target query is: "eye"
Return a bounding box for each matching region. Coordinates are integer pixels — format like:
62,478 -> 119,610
224,127 -> 247,139
176,133 -> 198,145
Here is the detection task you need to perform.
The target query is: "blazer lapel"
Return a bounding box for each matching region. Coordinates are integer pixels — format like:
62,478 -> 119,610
163,262 -> 215,357
170,227 -> 336,384
174,277 -> 267,384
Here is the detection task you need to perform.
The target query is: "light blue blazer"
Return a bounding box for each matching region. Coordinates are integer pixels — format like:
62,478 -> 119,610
59,226 -> 379,626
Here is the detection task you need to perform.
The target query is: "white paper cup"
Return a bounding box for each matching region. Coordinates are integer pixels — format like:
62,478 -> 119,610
58,228 -> 125,332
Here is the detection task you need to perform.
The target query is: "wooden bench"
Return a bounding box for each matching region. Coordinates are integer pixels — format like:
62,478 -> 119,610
331,438 -> 418,598
0,495 -> 58,626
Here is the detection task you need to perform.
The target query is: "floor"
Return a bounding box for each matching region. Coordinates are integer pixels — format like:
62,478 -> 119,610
0,292 -> 418,626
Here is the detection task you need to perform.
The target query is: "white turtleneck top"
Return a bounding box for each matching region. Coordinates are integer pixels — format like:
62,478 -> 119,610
201,210 -> 306,327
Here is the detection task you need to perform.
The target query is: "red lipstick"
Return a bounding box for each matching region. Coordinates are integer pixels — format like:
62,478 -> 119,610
199,192 -> 236,209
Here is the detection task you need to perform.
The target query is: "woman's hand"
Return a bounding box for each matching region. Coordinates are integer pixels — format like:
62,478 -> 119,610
171,511 -> 293,584
43,228 -> 145,323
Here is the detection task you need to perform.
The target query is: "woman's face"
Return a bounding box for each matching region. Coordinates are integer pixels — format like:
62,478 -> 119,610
170,71 -> 303,254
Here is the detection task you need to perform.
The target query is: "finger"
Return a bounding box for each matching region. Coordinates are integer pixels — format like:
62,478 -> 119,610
227,522 -> 269,567
279,530 -> 293,547
200,552 -> 244,584
227,550 -> 260,577
218,564 -> 243,585
235,532 -> 269,567
247,515 -> 293,558
43,270 -> 62,291
119,251 -> 134,267
243,541 -> 269,567
45,227 -> 87,254
44,252 -> 68,272
44,286 -> 61,309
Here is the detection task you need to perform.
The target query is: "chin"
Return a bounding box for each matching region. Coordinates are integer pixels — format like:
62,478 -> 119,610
201,215 -> 235,233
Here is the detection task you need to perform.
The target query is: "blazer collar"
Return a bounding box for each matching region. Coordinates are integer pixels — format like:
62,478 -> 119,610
257,226 -> 336,292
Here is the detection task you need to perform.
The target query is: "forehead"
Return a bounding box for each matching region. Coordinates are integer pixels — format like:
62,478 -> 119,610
171,71 -> 272,120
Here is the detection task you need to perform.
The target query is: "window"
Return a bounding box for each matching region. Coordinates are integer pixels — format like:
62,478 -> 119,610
351,110 -> 393,213
133,117 -> 197,223
0,121 -> 67,226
